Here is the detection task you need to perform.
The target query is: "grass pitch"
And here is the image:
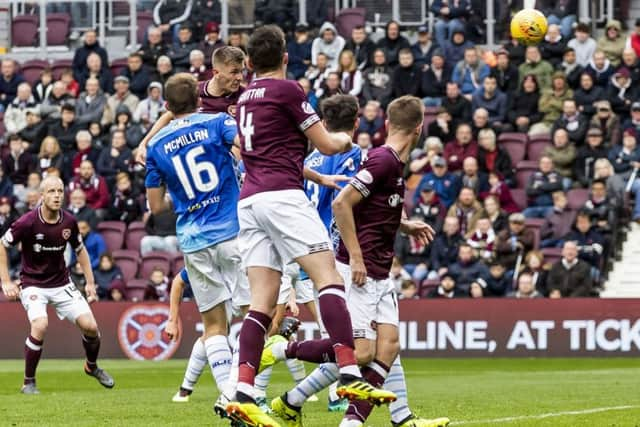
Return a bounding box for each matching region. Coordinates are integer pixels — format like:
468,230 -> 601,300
1,358 -> 639,426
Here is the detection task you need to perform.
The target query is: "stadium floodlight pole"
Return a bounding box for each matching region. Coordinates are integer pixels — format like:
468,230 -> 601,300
220,0 -> 229,42
486,0 -> 495,49
129,0 -> 137,47
38,0 -> 46,53
299,0 -> 307,26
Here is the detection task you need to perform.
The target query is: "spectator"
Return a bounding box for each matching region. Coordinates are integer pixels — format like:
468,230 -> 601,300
392,49 -> 420,98
429,216 -> 463,278
573,71 -> 605,118
417,156 -> 460,208
394,223 -> 431,284
584,179 -> 616,233
376,20 -> 410,69
466,216 -> 495,261
442,29 -> 473,70
32,68 -> 54,103
311,22 -> 345,70
448,243 -> 489,293
189,0 -> 222,40
345,25 -> 376,71
49,104 -> 81,152
356,132 -> 372,158
120,54 -> 151,102
628,19 -> 640,58
585,51 -> 615,88
390,257 -> 411,292
152,0 -> 192,43
609,129 -> 640,180
19,108 -> 47,153
40,81 -> 75,124
0,170 -> 13,201
443,123 -> 477,172
77,52 -> 113,95
307,52 -> 331,97
227,30 -> 248,54
0,196 -> 17,235
476,128 -> 514,186
317,72 -> 341,105
144,267 -> 169,301
503,38 -> 526,67
108,172 -> 142,224
522,250 -> 549,295
169,25 -> 198,71
590,100 -> 621,146
254,0 -> 296,33
70,130 -> 99,178
411,182 -> 446,232
36,136 -> 64,176
425,110 -> 454,147
78,220 -> 106,270
531,72 -> 574,135
101,76 -> 140,127
287,24 -> 312,79
356,101 -> 386,147
76,77 -> 108,126
494,212 -> 535,270
412,25 -> 438,69
68,160 -> 110,214
14,172 -> 40,214
620,50 -> 640,83
518,46 -> 553,90
72,29 -> 109,82
133,82 -> 166,132
442,81 -> 472,124
575,127 -> 608,187
544,129 -> 577,188
430,0 -> 469,47
409,136 -> 444,174
398,280 -> 419,300
568,23 -> 597,67
97,129 -> 132,184
94,253 -> 124,300
110,105 -> 144,149
188,49 -> 212,82
4,82 -> 37,134
539,24 -> 567,68
566,210 -> 605,269
60,69 -> 80,98
594,159 -> 625,212
544,0 -> 577,39
197,22 -> 225,67
452,47 -> 490,99
471,75 -> 507,129
460,157 -> 489,196
141,211 -> 179,255
420,50 -> 450,106
138,26 -> 169,69
540,191 -> 576,248
297,77 -> 318,112
607,68 -> 636,117
597,20 -> 625,67
362,49 -> 393,108
68,188 -> 98,229
481,260 -> 509,296
337,50 -> 363,97
491,49 -> 519,95
506,74 -> 542,133
471,107 -> 491,139
524,156 -> 563,218
481,171 -> 519,214
2,134 -> 33,186
151,55 -> 174,86
427,273 -> 465,298
559,47 -> 584,89
447,186 -> 484,236
0,59 -> 25,111
507,272 -> 543,298
547,241 -> 594,297
623,101 -> 640,137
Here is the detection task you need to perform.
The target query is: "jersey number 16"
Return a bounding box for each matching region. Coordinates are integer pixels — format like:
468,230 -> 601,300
172,146 -> 219,200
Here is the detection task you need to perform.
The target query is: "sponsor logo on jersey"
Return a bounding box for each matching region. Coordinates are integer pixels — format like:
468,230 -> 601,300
356,169 -> 374,185
35,234 -> 44,240
62,229 -> 71,240
302,102 -> 315,115
388,194 -> 404,207
117,305 -> 181,361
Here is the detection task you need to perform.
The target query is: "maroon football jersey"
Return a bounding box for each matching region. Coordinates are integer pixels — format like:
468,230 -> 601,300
1,208 -> 83,288
336,146 -> 406,280
237,78 -> 320,199
198,80 -> 244,116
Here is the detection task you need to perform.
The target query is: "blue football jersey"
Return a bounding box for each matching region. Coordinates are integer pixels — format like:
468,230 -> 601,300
145,112 -> 239,253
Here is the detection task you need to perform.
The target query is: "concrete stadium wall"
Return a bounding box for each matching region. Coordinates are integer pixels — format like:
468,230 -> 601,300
0,299 -> 639,359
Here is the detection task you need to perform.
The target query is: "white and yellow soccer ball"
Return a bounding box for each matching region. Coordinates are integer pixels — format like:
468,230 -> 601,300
510,9 -> 548,45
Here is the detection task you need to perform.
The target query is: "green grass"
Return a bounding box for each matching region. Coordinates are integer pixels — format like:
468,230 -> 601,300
1,358 -> 640,426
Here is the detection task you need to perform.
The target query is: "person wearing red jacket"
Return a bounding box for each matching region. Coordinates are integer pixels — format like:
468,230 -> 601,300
443,122 -> 477,172
68,160 -> 110,218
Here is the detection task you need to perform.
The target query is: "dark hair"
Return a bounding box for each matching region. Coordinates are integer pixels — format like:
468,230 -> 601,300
128,52 -> 142,60
247,25 -> 285,74
164,73 -> 199,115
575,22 -> 590,34
320,94 -> 359,132
576,209 -> 592,220
61,103 -> 76,113
387,95 -> 424,134
353,25 -> 365,31
399,48 -> 413,56
7,134 -> 21,142
212,46 -> 245,68
591,178 -> 607,187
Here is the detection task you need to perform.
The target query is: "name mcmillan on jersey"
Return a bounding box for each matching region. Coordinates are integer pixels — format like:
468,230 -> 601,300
164,129 -> 210,153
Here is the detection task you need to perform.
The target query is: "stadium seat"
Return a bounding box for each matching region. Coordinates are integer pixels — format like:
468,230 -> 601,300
109,57 -> 129,77
140,251 -> 173,279
526,140 -> 551,162
335,8 -> 366,39
515,161 -> 539,188
125,221 -> 147,253
172,255 -> 184,276
567,188 -> 590,211
51,58 -> 73,80
11,15 -> 39,47
97,221 -> 126,252
46,13 -> 71,45
126,278 -> 148,288
19,59 -> 49,86
499,141 -> 526,165
497,132 -> 528,145
524,218 -> 545,249
125,286 -> 147,302
419,279 -> 439,298
112,249 -> 140,282
510,188 -> 527,211
541,247 -> 563,266
136,11 -> 154,43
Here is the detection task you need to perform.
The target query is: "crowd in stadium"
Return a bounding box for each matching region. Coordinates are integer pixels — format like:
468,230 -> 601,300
0,1 -> 638,302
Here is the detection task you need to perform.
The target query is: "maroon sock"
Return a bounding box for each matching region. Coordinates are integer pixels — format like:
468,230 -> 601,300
318,285 -> 357,370
345,360 -> 390,422
82,334 -> 100,369
285,339 -> 335,363
237,310 -> 271,402
24,335 -> 43,385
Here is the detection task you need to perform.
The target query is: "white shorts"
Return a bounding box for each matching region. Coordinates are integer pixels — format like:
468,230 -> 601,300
20,283 -> 91,323
336,262 -> 399,340
296,278 -> 316,304
185,238 -> 248,313
238,190 -> 332,272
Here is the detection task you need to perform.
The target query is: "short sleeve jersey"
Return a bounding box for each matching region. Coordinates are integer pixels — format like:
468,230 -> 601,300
336,146 -> 406,280
1,208 -> 83,288
198,81 -> 244,116
145,112 -> 239,253
237,78 -> 321,199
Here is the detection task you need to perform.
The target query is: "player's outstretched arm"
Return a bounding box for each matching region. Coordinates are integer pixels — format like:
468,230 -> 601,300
400,210 -> 436,246
77,246 -> 98,302
304,121 -> 352,155
166,274 -> 186,341
135,111 -> 175,164
332,184 -> 367,286
303,167 -> 350,190
146,187 -> 173,215
0,244 -> 18,300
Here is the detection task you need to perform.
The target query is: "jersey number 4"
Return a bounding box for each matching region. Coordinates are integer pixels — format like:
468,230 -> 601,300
239,106 -> 254,152
171,146 -> 219,200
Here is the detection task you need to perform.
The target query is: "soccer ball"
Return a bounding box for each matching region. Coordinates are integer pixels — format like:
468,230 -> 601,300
510,9 -> 548,45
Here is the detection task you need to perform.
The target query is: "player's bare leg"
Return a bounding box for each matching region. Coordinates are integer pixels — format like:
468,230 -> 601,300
22,317 -> 47,394
76,312 -> 114,389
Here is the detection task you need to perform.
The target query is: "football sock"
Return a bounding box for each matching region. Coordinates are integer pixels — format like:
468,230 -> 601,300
329,381 -> 340,402
387,356 -> 413,424
344,360 -> 390,422
287,363 -> 339,408
223,339 -> 240,398
82,334 -> 100,369
237,310 -> 271,403
285,339 -> 335,363
254,366 -> 272,398
317,285 -> 360,378
204,335 -> 232,391
181,338 -> 207,391
24,335 -> 43,385
286,357 -> 307,383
